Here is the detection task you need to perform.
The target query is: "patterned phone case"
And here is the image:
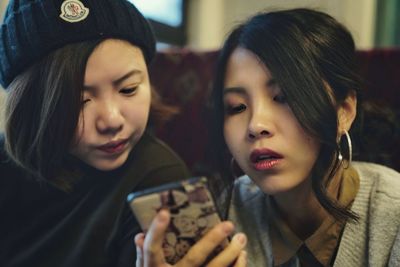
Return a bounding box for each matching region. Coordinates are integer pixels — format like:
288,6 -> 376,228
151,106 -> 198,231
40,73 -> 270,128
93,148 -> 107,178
127,176 -> 227,264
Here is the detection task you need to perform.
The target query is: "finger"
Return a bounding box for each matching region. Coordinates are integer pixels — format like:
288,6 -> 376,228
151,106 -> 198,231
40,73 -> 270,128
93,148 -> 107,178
135,232 -> 145,249
135,233 -> 145,267
143,209 -> 170,266
177,221 -> 234,267
207,233 -> 247,267
233,250 -> 247,267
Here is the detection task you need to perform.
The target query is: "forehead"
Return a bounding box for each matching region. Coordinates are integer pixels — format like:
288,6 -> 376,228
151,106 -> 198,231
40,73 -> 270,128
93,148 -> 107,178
84,39 -> 147,87
224,47 -> 273,87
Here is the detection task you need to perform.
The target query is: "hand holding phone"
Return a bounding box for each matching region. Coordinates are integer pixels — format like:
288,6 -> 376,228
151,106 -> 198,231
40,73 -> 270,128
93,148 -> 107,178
128,177 -> 247,266
134,209 -> 248,267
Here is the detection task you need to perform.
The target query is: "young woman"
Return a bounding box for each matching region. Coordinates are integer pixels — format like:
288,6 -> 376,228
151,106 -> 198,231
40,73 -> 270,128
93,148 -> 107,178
0,0 -> 244,266
209,8 -> 400,267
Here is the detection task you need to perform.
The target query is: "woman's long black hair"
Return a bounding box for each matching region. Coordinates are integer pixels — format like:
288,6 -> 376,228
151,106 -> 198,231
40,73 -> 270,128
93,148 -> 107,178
210,8 -> 363,222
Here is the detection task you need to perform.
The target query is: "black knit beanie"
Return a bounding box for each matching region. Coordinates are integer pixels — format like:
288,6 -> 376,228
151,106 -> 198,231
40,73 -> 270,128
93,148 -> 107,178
0,0 -> 156,88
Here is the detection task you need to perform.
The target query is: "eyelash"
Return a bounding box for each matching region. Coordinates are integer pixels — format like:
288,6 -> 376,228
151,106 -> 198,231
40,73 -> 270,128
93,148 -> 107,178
81,86 -> 139,105
225,103 -> 247,115
224,93 -> 287,115
120,86 -> 138,95
82,99 -> 91,105
273,94 -> 287,103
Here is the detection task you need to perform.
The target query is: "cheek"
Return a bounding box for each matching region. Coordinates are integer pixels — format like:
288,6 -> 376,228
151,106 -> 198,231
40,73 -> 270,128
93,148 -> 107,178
306,137 -> 320,160
125,91 -> 151,124
294,129 -> 320,165
125,106 -> 149,127
278,112 -> 321,163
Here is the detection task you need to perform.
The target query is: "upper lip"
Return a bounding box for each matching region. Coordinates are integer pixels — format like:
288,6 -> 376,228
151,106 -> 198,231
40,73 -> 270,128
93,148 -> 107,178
250,148 -> 283,163
97,139 -> 128,149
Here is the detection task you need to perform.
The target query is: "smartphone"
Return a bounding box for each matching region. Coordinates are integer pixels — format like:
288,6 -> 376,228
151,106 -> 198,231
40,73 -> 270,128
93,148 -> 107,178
127,176 -> 228,264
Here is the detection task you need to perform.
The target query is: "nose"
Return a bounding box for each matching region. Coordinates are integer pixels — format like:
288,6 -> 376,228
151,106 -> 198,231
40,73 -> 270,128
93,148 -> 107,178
247,109 -> 273,140
96,101 -> 124,135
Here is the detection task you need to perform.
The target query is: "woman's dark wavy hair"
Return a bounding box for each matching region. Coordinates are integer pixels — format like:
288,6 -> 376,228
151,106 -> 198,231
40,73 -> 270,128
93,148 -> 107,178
210,8 -> 362,222
4,39 -> 176,186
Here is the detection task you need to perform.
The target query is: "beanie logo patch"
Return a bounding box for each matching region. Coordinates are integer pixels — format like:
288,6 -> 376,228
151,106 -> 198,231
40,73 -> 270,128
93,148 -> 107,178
59,0 -> 89,23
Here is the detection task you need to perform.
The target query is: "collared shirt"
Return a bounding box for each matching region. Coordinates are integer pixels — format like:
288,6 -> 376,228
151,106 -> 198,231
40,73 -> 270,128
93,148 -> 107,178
268,166 -> 360,266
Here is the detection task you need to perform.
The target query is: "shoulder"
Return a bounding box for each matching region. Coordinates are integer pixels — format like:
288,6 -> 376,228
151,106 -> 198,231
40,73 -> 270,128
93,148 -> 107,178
0,134 -> 32,179
352,161 -> 400,234
229,175 -> 274,266
348,162 -> 400,265
0,134 -> 29,200
352,161 -> 400,199
328,163 -> 400,265
352,161 -> 400,219
127,132 -> 190,189
135,132 -> 187,167
389,229 -> 400,266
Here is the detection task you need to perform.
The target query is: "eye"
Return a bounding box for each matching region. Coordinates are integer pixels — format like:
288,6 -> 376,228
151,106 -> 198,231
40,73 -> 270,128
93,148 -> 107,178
82,99 -> 91,105
273,93 -> 287,104
120,87 -> 138,95
225,103 -> 247,115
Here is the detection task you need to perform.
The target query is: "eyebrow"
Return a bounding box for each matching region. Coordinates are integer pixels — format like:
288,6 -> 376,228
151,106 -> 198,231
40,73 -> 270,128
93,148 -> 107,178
113,70 -> 142,86
83,69 -> 142,90
223,87 -> 246,95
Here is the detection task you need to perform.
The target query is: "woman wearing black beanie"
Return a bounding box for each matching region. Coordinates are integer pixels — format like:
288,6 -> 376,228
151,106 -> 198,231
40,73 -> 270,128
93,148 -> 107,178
0,1 -> 245,266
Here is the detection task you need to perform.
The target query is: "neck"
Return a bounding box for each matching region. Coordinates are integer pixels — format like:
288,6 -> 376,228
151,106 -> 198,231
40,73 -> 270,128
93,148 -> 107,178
272,162 -> 344,240
272,178 -> 328,240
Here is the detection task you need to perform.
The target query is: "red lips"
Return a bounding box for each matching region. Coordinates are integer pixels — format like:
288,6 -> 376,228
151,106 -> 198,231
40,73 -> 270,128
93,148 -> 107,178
250,149 -> 282,162
97,139 -> 128,154
250,148 -> 283,171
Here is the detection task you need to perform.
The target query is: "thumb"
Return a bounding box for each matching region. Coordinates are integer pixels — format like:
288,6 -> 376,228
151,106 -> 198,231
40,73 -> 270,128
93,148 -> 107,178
143,209 -> 171,266
135,233 -> 145,267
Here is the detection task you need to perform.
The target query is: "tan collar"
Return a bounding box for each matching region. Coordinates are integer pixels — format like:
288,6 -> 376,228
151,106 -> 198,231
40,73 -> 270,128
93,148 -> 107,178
268,165 -> 360,266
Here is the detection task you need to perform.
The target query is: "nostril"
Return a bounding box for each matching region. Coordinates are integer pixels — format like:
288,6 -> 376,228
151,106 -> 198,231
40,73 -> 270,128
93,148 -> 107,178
248,133 -> 256,139
248,129 -> 270,139
97,122 -> 123,135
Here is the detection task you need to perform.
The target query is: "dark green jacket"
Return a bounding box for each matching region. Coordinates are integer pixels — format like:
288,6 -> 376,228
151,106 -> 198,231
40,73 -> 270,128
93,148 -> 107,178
0,132 -> 190,267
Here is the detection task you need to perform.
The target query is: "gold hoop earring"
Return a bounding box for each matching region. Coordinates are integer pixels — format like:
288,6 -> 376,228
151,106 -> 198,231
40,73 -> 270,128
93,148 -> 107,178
338,130 -> 352,169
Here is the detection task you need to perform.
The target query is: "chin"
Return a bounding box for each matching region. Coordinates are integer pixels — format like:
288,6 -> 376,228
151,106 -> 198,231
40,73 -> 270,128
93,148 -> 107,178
251,176 -> 293,196
258,178 -> 309,197
262,187 -> 290,196
90,152 -> 130,172
257,184 -> 284,195
94,162 -> 124,171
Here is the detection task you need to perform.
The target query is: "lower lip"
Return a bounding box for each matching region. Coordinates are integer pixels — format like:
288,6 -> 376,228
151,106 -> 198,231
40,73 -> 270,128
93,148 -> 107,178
98,141 -> 127,154
252,159 -> 281,171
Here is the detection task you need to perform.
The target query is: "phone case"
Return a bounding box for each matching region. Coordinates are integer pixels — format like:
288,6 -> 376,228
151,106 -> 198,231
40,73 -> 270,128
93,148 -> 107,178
127,176 -> 227,264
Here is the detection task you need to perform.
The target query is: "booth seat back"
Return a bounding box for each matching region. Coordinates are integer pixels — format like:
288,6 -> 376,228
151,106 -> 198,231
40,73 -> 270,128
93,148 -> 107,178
149,49 -> 400,174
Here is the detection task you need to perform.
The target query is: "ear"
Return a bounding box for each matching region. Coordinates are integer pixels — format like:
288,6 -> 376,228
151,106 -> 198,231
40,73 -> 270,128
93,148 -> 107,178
337,90 -> 357,135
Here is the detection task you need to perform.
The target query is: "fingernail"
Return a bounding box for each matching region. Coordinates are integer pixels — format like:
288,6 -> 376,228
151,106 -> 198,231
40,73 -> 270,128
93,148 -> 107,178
234,233 -> 247,245
157,209 -> 169,223
222,221 -> 234,234
134,233 -> 144,243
